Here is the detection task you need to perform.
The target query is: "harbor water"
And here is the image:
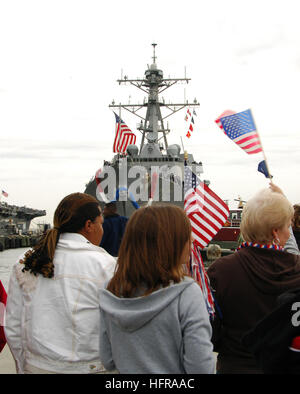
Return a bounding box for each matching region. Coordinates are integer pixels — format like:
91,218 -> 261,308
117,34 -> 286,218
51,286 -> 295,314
0,248 -> 27,373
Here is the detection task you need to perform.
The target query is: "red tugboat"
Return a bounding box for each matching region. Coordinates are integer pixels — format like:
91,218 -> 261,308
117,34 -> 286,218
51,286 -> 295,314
209,197 -> 245,250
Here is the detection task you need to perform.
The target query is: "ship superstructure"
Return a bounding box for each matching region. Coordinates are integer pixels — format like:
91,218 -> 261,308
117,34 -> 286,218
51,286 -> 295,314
85,44 -> 208,216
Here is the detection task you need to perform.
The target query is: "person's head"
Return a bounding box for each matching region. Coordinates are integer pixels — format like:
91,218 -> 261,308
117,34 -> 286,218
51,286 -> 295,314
293,204 -> 300,231
206,244 -> 221,261
103,202 -> 117,218
107,204 -> 192,297
22,193 -> 103,278
240,188 -> 294,247
54,193 -> 103,245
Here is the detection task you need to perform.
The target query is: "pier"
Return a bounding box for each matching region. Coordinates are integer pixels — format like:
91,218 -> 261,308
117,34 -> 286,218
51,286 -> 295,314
0,202 -> 46,252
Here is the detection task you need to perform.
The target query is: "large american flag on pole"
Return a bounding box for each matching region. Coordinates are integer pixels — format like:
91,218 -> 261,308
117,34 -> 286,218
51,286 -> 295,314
113,112 -> 136,153
216,109 -> 262,155
184,163 -> 229,249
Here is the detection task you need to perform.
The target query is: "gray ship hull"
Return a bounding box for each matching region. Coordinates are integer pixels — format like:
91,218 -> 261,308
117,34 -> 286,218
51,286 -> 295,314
84,156 -> 189,217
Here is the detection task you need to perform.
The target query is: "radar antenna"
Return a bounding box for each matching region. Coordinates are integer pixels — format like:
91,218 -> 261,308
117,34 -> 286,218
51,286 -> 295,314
109,44 -> 200,154
152,43 -> 157,64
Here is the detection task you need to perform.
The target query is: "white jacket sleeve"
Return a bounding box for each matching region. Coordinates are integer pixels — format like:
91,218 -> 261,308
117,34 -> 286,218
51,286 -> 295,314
4,265 -> 25,374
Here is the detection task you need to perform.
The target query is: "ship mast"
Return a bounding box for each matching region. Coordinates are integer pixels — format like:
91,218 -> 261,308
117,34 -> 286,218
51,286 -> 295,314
109,44 -> 199,157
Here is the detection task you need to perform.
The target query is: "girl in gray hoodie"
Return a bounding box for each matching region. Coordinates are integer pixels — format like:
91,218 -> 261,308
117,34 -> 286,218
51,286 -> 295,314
99,204 -> 215,374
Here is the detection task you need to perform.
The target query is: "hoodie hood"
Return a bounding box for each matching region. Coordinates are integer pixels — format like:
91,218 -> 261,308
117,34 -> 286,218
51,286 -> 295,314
237,247 -> 300,294
99,277 -> 195,332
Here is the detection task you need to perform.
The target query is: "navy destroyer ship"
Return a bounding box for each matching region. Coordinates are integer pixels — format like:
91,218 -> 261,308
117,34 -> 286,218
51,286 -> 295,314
84,44 -> 209,216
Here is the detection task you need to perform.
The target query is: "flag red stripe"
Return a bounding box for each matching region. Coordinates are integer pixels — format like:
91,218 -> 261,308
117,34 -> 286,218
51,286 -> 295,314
184,164 -> 229,248
236,137 -> 261,149
241,143 -> 262,153
201,183 -> 230,214
191,215 -> 216,240
248,147 -> 263,154
185,188 -> 229,233
113,119 -> 136,153
235,133 -> 259,145
202,207 -> 225,229
195,187 -> 229,221
190,229 -> 207,248
196,209 -> 223,233
237,140 -> 261,151
194,212 -> 222,235
202,196 -> 229,222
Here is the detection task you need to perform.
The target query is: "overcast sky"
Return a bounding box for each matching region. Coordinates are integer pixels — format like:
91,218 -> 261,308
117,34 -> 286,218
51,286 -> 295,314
0,0 -> 299,226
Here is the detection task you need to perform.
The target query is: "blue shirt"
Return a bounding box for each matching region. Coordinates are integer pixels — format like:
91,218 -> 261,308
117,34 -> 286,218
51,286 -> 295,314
100,214 -> 128,257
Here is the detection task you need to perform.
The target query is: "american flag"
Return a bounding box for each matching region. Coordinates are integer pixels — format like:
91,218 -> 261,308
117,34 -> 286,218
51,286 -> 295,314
113,112 -> 136,153
1,190 -> 8,198
215,109 -> 236,129
217,109 -> 262,155
184,163 -> 229,249
189,241 -> 215,320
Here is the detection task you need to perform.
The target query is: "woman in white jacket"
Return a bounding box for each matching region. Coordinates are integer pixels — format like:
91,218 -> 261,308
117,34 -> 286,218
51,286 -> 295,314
5,193 -> 116,374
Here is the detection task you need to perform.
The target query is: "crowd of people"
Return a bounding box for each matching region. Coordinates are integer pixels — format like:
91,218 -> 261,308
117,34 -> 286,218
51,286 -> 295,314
1,182 -> 300,374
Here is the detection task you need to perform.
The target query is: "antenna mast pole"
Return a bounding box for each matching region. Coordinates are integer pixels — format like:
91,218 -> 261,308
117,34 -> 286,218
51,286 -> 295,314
109,44 -> 200,154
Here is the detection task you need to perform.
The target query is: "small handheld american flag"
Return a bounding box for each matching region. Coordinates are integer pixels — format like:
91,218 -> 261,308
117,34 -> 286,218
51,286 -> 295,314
216,109 -> 262,155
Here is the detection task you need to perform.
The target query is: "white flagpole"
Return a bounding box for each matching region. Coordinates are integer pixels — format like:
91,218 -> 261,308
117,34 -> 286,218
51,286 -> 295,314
180,136 -> 185,152
250,109 -> 273,181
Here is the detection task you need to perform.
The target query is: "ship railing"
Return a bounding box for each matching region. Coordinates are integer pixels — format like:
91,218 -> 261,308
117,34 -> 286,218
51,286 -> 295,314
128,157 -> 182,162
228,221 -> 240,227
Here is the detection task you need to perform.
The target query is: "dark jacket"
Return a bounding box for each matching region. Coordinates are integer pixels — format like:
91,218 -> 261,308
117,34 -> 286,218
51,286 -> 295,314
293,229 -> 300,250
100,214 -> 128,257
242,288 -> 300,374
207,247 -> 300,374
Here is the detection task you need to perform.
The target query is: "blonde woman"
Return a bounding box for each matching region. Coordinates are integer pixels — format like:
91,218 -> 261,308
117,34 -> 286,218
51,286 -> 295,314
207,183 -> 300,374
5,193 -> 116,374
99,205 -> 215,374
